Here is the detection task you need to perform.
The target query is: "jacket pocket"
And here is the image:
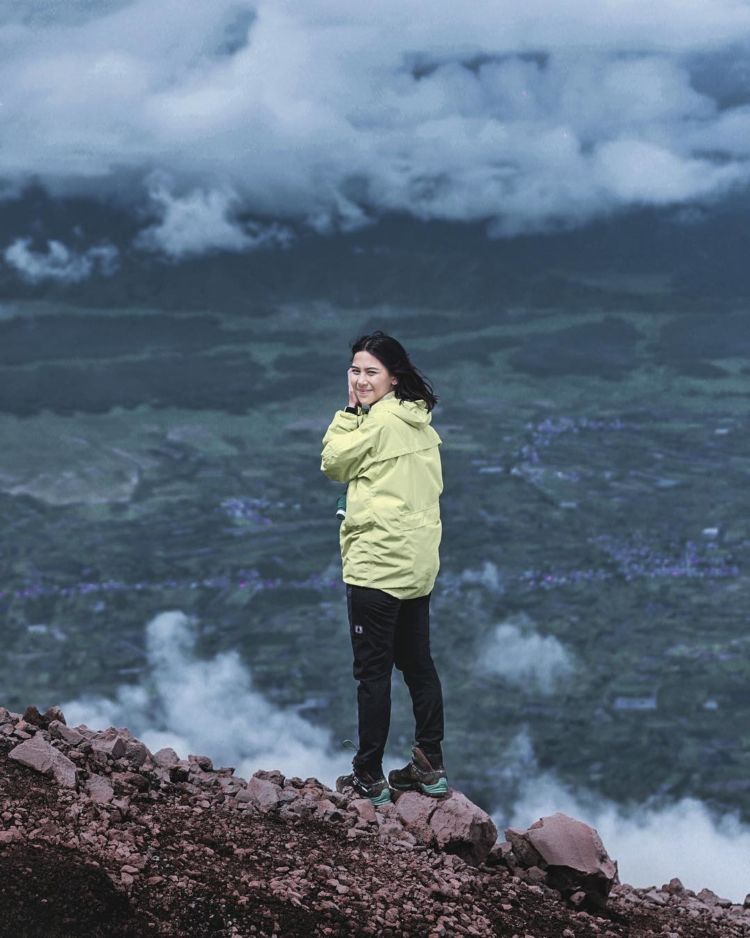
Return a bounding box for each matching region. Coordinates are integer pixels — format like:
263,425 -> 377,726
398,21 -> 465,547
343,506 -> 375,534
399,503 -> 440,531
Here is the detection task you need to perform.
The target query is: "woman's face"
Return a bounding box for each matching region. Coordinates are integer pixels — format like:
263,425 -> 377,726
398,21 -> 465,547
350,350 -> 397,406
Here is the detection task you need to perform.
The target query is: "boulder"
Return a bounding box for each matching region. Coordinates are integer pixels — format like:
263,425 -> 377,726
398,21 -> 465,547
283,776 -> 306,789
314,798 -> 346,822
21,706 -> 46,728
427,790 -> 497,866
188,754 -> 213,771
124,738 -> 150,767
253,769 -> 286,786
350,798 -> 378,825
153,747 -> 180,768
71,725 -> 95,740
48,721 -> 84,745
21,705 -> 67,729
9,735 -> 78,788
169,761 -> 192,783
507,812 -> 618,908
393,791 -> 438,845
44,705 -> 67,726
505,827 -> 545,868
237,776 -> 285,811
90,729 -> 127,760
111,771 -> 149,794
86,774 -> 115,804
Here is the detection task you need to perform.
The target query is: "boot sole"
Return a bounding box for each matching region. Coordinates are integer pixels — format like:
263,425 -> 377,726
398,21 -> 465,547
369,788 -> 393,806
420,778 -> 449,797
389,778 -> 450,798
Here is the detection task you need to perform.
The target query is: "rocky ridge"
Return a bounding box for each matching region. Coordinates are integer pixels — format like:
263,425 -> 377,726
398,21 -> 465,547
1,704 -> 749,937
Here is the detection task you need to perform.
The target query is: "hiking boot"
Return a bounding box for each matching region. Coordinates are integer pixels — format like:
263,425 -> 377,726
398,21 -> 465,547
388,745 -> 449,798
335,767 -> 392,806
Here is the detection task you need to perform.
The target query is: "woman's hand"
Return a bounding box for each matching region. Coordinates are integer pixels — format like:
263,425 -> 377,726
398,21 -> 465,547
347,368 -> 360,408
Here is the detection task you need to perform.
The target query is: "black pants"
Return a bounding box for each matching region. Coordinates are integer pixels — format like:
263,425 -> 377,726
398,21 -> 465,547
346,583 -> 444,777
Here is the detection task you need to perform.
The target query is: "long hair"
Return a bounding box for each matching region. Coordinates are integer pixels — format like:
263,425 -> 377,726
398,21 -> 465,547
350,330 -> 438,412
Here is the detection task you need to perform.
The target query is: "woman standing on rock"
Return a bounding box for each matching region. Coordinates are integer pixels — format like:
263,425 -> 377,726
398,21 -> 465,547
320,331 -> 448,806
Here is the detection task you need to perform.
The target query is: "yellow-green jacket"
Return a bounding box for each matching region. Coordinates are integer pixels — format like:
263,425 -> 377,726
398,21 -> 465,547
320,390 -> 443,599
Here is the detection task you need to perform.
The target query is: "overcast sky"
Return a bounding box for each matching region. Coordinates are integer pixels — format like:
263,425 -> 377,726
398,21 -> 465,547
2,0 -> 750,261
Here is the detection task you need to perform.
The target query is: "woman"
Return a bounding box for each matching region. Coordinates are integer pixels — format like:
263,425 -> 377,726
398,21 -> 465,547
320,331 -> 448,805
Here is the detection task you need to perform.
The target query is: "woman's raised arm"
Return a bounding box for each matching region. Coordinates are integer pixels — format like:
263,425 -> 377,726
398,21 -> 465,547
320,411 -> 382,482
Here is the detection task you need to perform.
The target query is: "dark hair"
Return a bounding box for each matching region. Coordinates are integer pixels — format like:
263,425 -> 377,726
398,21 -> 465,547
350,330 -> 438,412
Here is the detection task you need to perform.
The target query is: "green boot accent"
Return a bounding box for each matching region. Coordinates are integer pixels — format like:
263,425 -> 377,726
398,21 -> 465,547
420,777 -> 449,797
370,786 -> 393,806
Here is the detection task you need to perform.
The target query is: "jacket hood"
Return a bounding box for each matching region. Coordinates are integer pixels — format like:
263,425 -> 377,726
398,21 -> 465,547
369,391 -> 433,428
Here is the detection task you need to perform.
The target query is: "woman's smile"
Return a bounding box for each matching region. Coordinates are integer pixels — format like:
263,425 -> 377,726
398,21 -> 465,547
350,349 -> 398,403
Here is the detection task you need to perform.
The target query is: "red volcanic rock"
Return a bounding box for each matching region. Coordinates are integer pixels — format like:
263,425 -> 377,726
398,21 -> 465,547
507,812 -> 618,909
428,790 -> 498,866
21,705 -> 67,729
254,768 -> 285,786
1,704 -> 748,937
43,705 -> 67,726
90,729 -> 128,760
21,705 -> 47,728
350,797 -> 377,826
394,790 -> 437,845
8,735 -> 78,788
235,775 -> 298,813
244,775 -> 286,811
153,746 -> 180,768
526,812 -> 616,876
85,773 -> 115,804
124,738 -> 150,767
392,789 -> 498,865
506,826 -> 546,867
48,720 -> 85,745
188,753 -> 213,771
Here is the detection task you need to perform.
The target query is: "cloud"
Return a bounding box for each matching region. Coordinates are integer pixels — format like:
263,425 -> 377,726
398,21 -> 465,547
454,560 -> 505,594
135,173 -> 294,257
2,1 -> 750,249
497,730 -> 750,902
60,610 -> 353,785
592,138 -> 743,204
477,613 -> 576,693
3,238 -> 119,283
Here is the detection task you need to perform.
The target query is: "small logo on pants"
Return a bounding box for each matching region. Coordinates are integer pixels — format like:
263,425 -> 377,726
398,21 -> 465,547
354,624 -> 364,634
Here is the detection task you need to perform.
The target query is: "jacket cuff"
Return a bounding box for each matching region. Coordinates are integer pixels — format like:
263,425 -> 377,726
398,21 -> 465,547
344,405 -> 359,414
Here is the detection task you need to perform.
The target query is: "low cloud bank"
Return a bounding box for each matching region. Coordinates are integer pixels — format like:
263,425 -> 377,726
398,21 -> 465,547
2,1 -> 750,255
3,238 -> 118,283
477,613 -> 576,694
134,174 -> 294,258
61,610 -> 353,785
496,730 -> 750,903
